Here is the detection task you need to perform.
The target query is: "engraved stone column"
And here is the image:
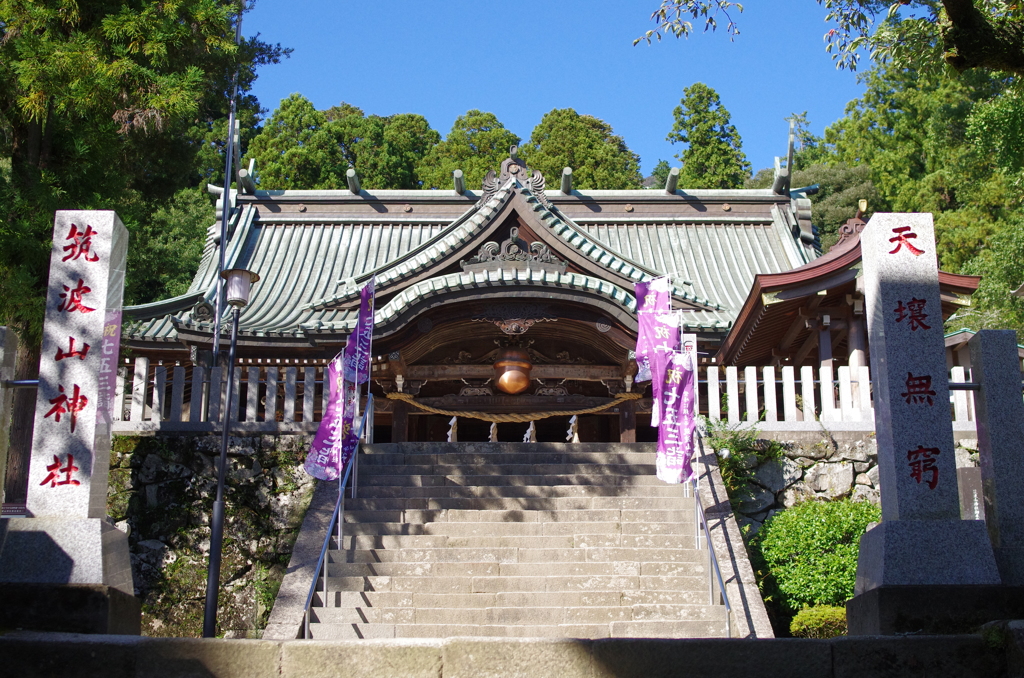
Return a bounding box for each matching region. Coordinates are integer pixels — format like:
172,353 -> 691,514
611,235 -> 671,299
854,213 -> 998,593
0,327 -> 17,504
969,329 -> 1024,584
0,211 -> 136,608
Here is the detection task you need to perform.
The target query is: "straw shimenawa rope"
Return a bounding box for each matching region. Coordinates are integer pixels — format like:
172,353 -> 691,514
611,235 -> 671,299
385,391 -> 643,423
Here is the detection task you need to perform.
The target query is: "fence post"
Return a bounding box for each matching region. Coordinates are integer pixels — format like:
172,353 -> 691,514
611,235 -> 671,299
744,366 -> 758,422
707,366 -> 720,421
725,366 -> 739,424
762,366 -> 777,423
800,366 -> 816,422
781,365 -> 797,422
0,328 -> 18,503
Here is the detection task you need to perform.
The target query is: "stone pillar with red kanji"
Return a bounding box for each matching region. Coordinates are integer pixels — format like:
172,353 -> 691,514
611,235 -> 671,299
0,212 -> 136,618
854,213 -> 999,595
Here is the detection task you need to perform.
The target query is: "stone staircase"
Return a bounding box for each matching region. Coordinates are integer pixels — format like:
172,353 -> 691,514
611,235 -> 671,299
306,442 -> 729,639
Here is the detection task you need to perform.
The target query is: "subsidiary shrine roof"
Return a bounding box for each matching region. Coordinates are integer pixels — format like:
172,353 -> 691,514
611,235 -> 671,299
124,152 -> 820,357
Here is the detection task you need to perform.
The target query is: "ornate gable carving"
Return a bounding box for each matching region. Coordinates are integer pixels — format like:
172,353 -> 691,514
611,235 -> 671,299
461,226 -> 567,275
478,145 -> 552,209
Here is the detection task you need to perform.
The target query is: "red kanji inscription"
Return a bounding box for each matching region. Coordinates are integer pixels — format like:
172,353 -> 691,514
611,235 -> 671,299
889,226 -> 925,256
57,279 -> 95,314
894,298 -> 930,331
62,224 -> 100,263
908,446 -> 940,489
44,384 -> 88,432
55,337 -> 90,362
902,372 -> 936,405
39,454 -> 81,487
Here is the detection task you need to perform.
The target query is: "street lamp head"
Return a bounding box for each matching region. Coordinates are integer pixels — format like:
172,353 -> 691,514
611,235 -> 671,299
221,268 -> 260,308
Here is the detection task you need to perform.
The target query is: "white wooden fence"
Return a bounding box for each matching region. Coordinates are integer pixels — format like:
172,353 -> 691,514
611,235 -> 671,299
110,358 -> 979,435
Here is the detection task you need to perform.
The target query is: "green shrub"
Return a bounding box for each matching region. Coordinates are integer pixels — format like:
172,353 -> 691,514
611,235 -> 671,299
790,605 -> 847,638
751,498 -> 880,613
701,417 -> 786,494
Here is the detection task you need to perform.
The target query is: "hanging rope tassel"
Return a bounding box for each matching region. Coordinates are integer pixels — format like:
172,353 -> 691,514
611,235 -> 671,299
489,422 -> 498,442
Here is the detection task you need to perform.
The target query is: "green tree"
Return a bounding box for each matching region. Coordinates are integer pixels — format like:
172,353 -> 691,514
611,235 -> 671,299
247,94 -> 345,190
637,1 -> 1024,75
247,97 -> 441,190
0,0 -> 286,501
792,163 -> 885,251
668,83 -> 750,189
323,104 -> 440,189
648,159 -> 673,188
416,110 -> 521,190
520,109 -> 642,189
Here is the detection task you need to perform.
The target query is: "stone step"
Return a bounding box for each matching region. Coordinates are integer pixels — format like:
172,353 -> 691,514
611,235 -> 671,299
312,602 -> 723,626
339,520 -> 694,538
359,474 -> 667,488
354,484 -> 688,499
344,497 -> 692,511
322,574 -> 707,594
331,536 -> 700,553
342,509 -> 697,525
324,561 -> 704,578
306,618 -> 726,640
322,589 -> 717,610
358,464 -> 659,478
359,452 -> 660,466
331,547 -> 704,566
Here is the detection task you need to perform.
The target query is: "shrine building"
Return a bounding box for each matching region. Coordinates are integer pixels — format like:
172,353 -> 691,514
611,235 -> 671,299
122,150 -> 979,442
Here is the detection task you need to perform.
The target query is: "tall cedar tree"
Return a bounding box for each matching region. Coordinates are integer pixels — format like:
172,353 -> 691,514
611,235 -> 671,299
521,109 -> 642,190
416,111 -> 520,190
668,83 -> 750,189
246,96 -> 439,190
0,0 -> 286,502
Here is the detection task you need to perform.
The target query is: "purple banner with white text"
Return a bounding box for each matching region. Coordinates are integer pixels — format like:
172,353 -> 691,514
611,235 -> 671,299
655,348 -> 697,485
634,276 -> 673,384
304,355 -> 345,480
343,279 -> 375,384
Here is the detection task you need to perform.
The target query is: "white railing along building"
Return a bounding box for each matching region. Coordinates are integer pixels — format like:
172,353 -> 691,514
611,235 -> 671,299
109,357 -> 979,435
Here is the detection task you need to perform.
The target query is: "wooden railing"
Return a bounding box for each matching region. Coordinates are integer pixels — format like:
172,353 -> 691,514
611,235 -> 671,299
110,358 -> 979,434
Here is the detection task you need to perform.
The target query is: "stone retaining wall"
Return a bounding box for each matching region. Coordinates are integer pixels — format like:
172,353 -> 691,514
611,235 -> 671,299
722,430 -> 980,537
107,434 -> 315,638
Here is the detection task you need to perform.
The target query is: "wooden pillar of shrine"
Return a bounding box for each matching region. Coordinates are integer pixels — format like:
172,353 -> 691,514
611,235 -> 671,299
391,401 -> 409,443
619,400 -> 636,443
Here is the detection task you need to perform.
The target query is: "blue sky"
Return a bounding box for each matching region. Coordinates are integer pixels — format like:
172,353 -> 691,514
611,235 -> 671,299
243,0 -> 867,178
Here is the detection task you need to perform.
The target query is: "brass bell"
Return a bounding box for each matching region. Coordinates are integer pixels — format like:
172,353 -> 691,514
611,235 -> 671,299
493,347 -> 532,395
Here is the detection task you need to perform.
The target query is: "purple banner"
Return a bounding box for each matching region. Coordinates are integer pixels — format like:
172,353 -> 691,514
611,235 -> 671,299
634,276 -> 674,385
304,355 -> 345,480
641,312 -> 680,424
343,279 -> 375,384
635,276 -> 672,314
655,349 -> 697,485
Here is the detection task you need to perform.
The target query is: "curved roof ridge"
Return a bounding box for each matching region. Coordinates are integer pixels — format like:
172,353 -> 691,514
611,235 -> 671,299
516,184 -> 724,312
304,178 -> 517,311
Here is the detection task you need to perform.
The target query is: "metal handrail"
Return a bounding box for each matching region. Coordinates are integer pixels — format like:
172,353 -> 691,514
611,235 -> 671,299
301,393 -> 374,639
691,477 -> 733,638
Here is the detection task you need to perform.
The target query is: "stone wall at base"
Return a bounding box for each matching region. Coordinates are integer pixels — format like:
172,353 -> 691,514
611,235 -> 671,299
0,630 -> 1013,678
722,430 -> 981,537
106,434 -> 315,638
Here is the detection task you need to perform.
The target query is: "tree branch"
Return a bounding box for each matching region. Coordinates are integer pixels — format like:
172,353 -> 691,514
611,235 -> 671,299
942,0 -> 1024,74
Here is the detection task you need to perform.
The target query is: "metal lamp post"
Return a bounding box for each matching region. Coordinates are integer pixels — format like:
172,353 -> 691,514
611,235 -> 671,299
203,268 -> 259,638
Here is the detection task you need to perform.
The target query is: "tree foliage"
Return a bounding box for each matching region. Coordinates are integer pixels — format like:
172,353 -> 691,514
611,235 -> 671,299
246,95 -> 441,190
668,83 -> 750,189
415,110 -> 520,191
0,0 -> 287,340
520,108 -> 642,190
637,0 -> 1024,75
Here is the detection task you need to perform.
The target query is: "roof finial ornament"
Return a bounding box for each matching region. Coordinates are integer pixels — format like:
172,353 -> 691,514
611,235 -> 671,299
477,145 -> 551,209
510,145 -> 519,160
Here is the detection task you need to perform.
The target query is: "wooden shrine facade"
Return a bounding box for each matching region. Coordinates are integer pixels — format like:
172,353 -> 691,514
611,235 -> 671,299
124,150 -> 839,443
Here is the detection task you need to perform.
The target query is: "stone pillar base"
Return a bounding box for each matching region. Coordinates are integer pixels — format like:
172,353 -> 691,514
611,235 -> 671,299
0,583 -> 140,635
854,520 -> 1000,594
0,518 -> 134,595
847,585 -> 1024,635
